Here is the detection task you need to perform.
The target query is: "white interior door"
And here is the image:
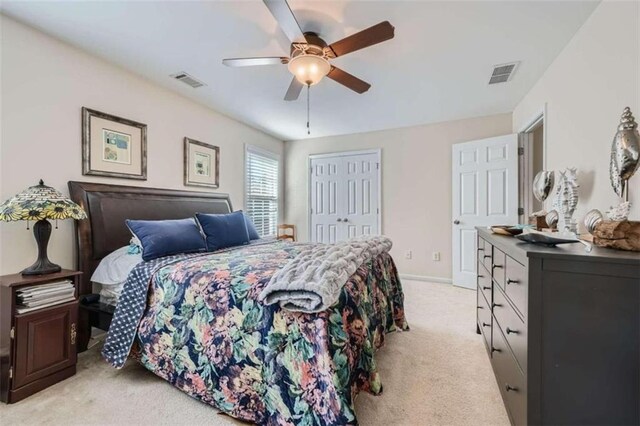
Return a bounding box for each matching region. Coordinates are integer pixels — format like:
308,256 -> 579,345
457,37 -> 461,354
452,134 -> 518,289
310,151 -> 380,243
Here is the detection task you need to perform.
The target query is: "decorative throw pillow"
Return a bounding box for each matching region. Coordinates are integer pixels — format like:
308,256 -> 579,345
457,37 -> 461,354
244,213 -> 260,240
126,218 -> 207,261
196,211 -> 251,251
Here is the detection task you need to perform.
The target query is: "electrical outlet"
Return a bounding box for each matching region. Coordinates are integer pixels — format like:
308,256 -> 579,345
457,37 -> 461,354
432,251 -> 441,261
405,250 -> 412,260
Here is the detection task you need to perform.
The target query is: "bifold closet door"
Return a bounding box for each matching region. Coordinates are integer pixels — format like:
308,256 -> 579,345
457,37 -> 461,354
310,151 -> 380,243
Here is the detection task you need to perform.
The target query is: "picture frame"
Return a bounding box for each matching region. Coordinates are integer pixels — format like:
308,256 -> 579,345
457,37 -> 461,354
184,137 -> 220,188
82,107 -> 147,180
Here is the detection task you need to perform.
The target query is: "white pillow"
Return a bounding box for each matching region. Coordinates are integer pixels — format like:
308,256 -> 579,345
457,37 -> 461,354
91,245 -> 143,286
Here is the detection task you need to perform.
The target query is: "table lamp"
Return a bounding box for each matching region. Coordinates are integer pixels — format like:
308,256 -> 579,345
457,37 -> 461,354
0,179 -> 87,275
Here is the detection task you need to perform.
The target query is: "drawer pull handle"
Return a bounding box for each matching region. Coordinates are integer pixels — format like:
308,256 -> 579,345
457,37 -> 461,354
477,306 -> 484,310
483,254 -> 491,259
492,264 -> 503,270
482,322 -> 491,328
477,274 -> 484,278
506,327 -> 519,335
492,303 -> 502,308
505,384 -> 518,392
71,323 -> 77,346
507,278 -> 519,285
491,347 -> 501,353
482,286 -> 491,290
478,247 -> 484,252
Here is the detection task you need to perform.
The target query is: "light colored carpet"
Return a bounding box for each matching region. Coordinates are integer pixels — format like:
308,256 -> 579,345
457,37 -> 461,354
0,280 -> 509,426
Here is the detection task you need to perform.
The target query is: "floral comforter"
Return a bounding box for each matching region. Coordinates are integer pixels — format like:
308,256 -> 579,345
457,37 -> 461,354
124,240 -> 407,425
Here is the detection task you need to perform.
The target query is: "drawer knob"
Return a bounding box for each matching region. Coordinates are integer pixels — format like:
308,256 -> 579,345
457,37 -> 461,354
505,384 -> 518,392
482,286 -> 491,290
492,303 -> 502,308
506,278 -> 519,285
482,322 -> 491,328
483,254 -> 491,259
491,347 -> 501,353
506,327 -> 519,335
492,264 -> 503,269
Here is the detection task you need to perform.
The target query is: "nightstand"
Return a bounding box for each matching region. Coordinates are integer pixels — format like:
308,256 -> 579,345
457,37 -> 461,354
0,269 -> 81,403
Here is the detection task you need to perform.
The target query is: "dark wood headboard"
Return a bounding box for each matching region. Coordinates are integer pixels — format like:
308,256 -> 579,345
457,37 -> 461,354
68,181 -> 233,296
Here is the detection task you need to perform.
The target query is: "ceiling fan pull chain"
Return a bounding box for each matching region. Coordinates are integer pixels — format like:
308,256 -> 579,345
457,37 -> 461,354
307,83 -> 311,135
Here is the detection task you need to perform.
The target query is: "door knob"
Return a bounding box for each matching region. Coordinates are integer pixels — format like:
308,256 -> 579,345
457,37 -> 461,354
337,218 -> 343,222
453,219 -> 460,225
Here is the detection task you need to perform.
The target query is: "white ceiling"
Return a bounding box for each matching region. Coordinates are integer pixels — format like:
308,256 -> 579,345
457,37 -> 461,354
1,1 -> 599,141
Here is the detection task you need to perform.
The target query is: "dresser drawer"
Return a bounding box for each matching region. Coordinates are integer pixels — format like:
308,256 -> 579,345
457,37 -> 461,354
492,248 -> 506,289
477,286 -> 492,350
505,256 -> 527,318
477,263 -> 492,304
493,286 -> 527,374
491,325 -> 527,426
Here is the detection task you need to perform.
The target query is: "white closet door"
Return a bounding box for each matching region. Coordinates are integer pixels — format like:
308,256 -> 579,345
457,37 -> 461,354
310,151 -> 380,243
310,156 -> 341,243
342,153 -> 379,238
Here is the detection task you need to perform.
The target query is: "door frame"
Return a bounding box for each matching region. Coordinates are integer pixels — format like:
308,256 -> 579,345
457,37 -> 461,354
308,149 -> 382,241
518,104 -> 547,220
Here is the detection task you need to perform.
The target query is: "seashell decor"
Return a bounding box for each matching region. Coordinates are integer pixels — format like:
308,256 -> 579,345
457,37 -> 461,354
545,210 -> 559,228
606,201 -> 631,222
584,209 -> 603,234
609,107 -> 640,201
533,170 -> 555,203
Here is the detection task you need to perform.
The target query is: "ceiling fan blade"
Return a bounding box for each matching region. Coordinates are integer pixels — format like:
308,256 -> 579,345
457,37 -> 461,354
327,21 -> 395,58
284,77 -> 304,101
222,57 -> 289,67
263,0 -> 306,43
327,66 -> 371,94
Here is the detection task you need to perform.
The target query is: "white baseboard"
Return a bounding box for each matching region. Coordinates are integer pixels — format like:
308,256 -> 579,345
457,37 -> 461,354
399,274 -> 453,284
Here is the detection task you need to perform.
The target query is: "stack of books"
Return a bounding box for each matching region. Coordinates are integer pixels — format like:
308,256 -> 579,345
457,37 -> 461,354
16,280 -> 75,314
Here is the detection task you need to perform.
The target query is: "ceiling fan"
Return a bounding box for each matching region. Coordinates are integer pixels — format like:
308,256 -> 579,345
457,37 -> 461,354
222,0 -> 395,101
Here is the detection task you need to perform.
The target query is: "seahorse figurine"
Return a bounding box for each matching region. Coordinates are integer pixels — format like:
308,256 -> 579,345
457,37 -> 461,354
554,168 -> 579,232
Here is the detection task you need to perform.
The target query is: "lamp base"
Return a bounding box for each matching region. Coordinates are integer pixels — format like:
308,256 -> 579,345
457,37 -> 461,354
21,219 -> 62,276
22,259 -> 62,276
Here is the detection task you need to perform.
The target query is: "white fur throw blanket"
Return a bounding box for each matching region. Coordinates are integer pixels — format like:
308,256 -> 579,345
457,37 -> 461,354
259,235 -> 393,313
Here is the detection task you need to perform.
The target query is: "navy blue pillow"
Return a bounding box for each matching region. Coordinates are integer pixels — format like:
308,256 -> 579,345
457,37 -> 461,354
196,211 -> 250,251
126,218 -> 206,261
244,213 -> 260,240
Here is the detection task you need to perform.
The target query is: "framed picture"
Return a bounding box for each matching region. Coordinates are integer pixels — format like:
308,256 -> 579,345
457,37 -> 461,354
82,107 -> 147,180
184,137 -> 220,188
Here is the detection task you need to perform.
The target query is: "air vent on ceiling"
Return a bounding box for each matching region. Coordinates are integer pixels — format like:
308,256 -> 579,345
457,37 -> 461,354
171,72 -> 206,88
488,62 -> 519,85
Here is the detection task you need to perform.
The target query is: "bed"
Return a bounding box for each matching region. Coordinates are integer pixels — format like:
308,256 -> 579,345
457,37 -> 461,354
69,181 -> 408,425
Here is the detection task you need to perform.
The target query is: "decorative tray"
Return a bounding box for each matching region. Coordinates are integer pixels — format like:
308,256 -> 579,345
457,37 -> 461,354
515,232 -> 581,247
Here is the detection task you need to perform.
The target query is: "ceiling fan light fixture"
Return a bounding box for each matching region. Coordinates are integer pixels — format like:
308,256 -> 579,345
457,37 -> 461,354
288,54 -> 330,86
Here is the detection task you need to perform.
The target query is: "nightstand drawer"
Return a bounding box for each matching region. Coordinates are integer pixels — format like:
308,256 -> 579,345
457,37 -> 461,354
13,301 -> 78,389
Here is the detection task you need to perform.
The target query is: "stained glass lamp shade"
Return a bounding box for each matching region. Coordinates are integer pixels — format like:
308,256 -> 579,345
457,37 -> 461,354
0,180 -> 87,275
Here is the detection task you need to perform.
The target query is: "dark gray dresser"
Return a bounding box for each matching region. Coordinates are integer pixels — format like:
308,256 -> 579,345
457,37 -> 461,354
476,228 -> 640,426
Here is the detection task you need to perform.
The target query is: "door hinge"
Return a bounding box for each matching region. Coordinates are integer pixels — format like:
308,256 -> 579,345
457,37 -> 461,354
310,208 -> 313,214
10,327 -> 15,339
8,367 -> 13,379
377,208 -> 380,214
376,162 -> 379,169
518,147 -> 525,155
518,207 -> 525,215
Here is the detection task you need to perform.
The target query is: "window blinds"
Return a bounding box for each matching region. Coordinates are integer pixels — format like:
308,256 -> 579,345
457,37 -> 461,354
245,147 -> 279,237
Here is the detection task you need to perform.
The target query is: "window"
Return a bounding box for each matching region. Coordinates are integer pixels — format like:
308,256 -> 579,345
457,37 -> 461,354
245,145 -> 279,237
